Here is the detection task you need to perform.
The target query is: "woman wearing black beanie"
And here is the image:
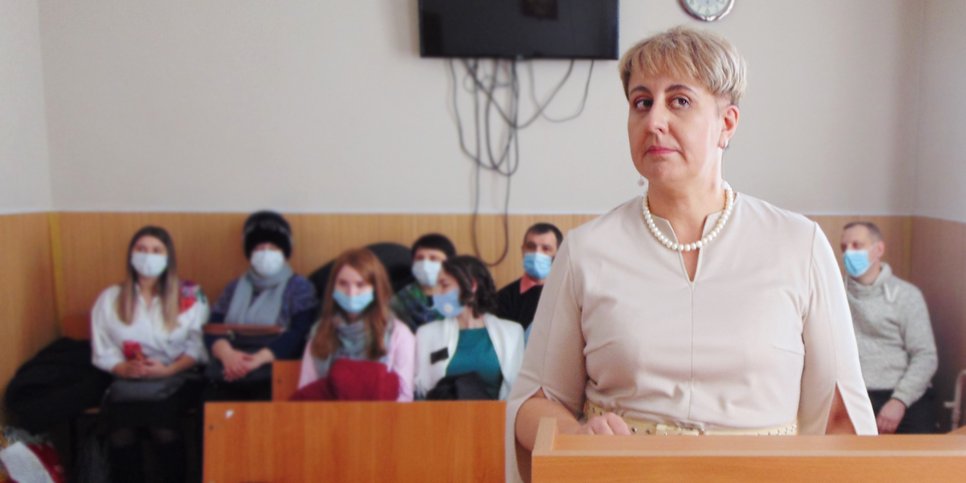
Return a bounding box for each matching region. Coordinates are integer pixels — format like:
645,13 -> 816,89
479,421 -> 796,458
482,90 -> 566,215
203,210 -> 319,401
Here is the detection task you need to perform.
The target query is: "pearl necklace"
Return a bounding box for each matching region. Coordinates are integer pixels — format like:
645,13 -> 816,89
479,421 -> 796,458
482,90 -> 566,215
641,188 -> 735,252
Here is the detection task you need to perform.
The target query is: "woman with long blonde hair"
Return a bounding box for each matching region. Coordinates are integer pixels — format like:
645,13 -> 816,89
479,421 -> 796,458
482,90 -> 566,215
90,225 -> 208,482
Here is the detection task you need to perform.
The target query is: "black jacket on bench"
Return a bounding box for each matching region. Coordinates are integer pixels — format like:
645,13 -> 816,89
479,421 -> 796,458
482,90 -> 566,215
4,337 -> 111,433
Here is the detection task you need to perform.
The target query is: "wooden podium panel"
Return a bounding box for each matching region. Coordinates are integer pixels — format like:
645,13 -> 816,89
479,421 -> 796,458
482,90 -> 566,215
532,419 -> 966,482
204,401 -> 505,482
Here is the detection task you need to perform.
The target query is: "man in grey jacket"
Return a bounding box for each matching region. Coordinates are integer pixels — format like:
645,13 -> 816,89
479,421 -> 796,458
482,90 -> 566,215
840,221 -> 938,434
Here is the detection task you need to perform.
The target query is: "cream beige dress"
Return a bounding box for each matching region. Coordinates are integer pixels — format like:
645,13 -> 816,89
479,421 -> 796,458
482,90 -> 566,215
506,193 -> 877,482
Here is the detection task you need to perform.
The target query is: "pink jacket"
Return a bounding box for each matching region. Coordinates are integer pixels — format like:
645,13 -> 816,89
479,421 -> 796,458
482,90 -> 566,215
298,319 -> 415,402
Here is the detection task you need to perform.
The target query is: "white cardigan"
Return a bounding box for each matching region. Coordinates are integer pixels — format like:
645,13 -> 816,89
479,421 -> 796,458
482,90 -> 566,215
414,313 -> 525,400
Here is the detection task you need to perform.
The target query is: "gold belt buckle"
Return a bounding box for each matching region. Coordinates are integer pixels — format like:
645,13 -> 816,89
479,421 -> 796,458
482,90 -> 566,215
671,421 -> 705,435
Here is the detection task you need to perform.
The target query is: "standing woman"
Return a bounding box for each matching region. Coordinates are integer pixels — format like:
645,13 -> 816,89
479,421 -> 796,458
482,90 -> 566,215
205,211 -> 318,401
509,27 -> 877,482
415,256 -> 524,400
298,248 -> 415,401
90,226 -> 209,483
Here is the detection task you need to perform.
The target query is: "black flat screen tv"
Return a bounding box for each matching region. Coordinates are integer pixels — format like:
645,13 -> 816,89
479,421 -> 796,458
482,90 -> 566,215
418,0 -> 619,60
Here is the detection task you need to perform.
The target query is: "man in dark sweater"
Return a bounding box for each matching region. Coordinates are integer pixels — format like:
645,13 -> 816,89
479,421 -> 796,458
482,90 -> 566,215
495,223 -> 563,332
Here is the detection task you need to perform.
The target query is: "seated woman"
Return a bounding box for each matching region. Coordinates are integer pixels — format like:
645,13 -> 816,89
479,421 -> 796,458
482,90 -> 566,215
205,211 -> 318,401
415,256 -> 525,400
90,225 -> 209,483
297,248 -> 415,401
390,233 -> 457,332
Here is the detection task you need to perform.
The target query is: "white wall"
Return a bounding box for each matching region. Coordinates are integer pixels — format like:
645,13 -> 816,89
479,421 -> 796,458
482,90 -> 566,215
38,0 -> 923,215
916,0 -> 966,223
0,0 -> 52,213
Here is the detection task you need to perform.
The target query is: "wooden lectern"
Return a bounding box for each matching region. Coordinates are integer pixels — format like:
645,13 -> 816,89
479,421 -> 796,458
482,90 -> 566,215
531,418 -> 966,482
204,401 -> 506,482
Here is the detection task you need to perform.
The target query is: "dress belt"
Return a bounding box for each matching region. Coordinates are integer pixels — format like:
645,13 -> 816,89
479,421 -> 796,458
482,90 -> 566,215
583,401 -> 798,436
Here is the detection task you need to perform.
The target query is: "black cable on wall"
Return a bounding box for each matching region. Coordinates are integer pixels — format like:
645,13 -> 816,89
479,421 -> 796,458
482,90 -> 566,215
448,58 -> 594,266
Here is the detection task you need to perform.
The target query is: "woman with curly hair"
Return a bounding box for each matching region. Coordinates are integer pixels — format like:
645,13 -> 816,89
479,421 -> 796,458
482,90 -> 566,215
415,255 -> 524,400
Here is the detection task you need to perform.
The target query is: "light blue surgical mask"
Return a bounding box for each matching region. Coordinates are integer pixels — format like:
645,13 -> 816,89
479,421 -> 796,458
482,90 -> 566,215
432,289 -> 464,318
843,249 -> 871,278
412,260 -> 442,288
523,252 -> 552,280
251,249 -> 285,277
333,289 -> 374,314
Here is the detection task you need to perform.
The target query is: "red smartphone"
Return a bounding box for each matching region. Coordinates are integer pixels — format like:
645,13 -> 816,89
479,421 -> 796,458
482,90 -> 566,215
122,341 -> 144,362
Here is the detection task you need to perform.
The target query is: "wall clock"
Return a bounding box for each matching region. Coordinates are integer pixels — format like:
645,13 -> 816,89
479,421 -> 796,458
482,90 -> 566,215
680,0 -> 735,22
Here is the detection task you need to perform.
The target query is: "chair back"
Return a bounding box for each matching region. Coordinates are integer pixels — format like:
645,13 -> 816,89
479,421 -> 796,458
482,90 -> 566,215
62,314 -> 91,340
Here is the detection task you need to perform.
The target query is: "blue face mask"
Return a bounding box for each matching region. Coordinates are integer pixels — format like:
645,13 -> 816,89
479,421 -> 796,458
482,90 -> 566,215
843,249 -> 871,278
523,252 -> 553,280
333,289 -> 374,314
432,289 -> 464,318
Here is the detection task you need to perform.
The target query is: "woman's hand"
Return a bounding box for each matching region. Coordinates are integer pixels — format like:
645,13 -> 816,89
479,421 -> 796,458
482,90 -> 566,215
241,348 -> 274,373
140,358 -> 173,378
515,391 -> 631,483
213,339 -> 250,381
517,389 -> 634,452
221,349 -> 251,381
113,360 -> 146,378
576,413 -> 632,435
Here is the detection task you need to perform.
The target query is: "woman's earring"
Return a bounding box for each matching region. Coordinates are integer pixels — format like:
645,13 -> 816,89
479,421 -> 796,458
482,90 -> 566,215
721,139 -> 730,149
637,176 -> 645,187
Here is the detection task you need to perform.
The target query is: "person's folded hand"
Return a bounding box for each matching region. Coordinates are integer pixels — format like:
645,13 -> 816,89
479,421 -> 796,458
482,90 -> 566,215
578,413 -> 632,435
221,349 -> 250,381
141,358 -> 173,378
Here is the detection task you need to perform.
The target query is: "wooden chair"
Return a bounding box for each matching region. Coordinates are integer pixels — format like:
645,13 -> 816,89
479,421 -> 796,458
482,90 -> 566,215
271,360 -> 301,401
61,313 -> 91,340
944,368 -> 966,431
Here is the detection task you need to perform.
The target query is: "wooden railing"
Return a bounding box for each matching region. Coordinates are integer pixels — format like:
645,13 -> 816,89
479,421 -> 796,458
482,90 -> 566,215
530,418 -> 966,482
204,401 -> 506,482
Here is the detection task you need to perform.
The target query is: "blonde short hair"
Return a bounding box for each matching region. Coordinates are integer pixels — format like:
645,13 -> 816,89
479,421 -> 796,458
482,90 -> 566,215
619,26 -> 747,105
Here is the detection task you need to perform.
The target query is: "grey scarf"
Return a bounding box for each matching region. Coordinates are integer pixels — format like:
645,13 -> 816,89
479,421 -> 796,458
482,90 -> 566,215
225,263 -> 294,326
312,315 -> 391,378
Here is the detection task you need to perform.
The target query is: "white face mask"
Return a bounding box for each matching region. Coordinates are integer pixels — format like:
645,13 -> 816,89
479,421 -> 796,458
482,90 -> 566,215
251,249 -> 286,277
412,260 -> 443,288
131,252 -> 168,278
